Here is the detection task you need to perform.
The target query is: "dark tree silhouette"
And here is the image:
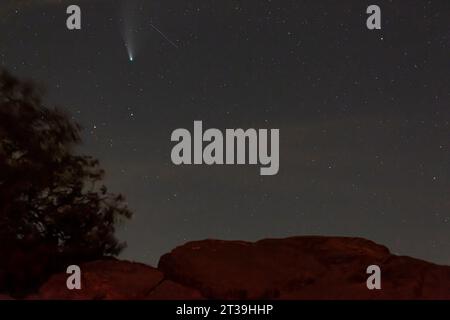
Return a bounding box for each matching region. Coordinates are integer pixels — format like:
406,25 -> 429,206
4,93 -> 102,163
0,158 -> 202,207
0,69 -> 132,295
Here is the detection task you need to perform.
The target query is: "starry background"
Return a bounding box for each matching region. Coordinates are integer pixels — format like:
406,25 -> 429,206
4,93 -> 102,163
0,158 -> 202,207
1,0 -> 449,265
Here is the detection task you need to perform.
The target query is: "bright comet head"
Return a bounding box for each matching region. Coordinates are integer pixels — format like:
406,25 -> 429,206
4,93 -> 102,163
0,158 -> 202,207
127,49 -> 134,62
125,43 -> 134,62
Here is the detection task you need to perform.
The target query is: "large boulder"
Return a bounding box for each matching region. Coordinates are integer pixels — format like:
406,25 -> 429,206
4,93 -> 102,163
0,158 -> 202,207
35,258 -> 204,300
36,259 -> 164,300
158,236 -> 450,299
30,236 -> 450,300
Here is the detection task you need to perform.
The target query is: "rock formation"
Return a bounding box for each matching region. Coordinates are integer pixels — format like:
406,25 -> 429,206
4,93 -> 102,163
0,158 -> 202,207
6,236 -> 450,300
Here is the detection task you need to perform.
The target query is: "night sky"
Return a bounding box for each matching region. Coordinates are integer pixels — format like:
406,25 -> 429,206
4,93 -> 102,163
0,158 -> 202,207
1,0 -> 449,265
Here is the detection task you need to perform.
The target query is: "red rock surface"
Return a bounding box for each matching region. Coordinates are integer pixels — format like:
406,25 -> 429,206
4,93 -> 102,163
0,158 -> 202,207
158,236 -> 450,300
29,237 -> 450,300
146,280 -> 204,300
34,258 -> 203,300
36,259 -> 164,300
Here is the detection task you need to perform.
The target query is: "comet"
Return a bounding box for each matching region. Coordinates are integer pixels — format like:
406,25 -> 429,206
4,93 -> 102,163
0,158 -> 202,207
126,44 -> 134,62
120,0 -> 140,62
120,0 -> 179,62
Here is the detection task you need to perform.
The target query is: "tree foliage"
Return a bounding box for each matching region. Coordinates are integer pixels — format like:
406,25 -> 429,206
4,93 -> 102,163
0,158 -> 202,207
0,69 -> 132,293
